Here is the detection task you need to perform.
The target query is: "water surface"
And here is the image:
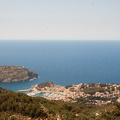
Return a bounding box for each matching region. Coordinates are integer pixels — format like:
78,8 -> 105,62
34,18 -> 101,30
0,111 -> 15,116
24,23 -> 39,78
0,40 -> 120,92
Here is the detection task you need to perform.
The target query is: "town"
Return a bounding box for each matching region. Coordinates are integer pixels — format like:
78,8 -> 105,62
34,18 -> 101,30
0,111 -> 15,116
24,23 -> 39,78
18,82 -> 120,106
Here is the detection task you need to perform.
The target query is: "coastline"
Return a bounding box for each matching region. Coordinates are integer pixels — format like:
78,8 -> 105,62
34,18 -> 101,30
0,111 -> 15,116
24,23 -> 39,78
17,82 -> 120,104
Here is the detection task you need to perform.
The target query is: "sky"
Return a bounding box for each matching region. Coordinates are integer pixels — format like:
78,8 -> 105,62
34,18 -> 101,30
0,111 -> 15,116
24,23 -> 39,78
0,0 -> 120,40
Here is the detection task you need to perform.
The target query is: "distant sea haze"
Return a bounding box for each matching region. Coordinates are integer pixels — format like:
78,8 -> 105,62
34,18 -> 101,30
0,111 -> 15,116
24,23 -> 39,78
0,40 -> 120,92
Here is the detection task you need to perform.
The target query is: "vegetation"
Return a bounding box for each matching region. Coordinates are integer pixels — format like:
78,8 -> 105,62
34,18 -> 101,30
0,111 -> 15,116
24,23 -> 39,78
0,92 -> 48,119
83,87 -> 105,95
0,89 -> 120,120
65,85 -> 72,89
37,82 -> 54,89
0,66 -> 38,82
0,87 -> 13,93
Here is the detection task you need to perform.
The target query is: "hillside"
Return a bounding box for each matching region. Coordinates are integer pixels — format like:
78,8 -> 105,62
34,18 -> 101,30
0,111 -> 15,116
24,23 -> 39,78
0,87 -> 13,93
37,82 -> 54,89
0,66 -> 38,82
0,90 -> 120,120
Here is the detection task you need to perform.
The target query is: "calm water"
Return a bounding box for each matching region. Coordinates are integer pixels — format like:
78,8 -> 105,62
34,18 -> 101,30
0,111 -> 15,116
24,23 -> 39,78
0,40 -> 120,92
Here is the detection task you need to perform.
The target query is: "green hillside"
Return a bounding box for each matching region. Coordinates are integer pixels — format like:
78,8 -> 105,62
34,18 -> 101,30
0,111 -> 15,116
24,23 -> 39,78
0,90 -> 120,120
0,87 -> 13,93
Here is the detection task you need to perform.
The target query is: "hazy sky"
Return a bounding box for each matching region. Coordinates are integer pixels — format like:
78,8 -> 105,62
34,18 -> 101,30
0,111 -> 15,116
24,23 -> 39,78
0,0 -> 120,40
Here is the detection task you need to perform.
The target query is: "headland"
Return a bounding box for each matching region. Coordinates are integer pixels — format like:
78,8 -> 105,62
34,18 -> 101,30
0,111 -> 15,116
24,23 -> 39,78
0,66 -> 38,82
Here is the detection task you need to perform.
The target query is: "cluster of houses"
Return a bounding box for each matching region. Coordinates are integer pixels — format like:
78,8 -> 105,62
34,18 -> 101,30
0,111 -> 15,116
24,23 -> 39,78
20,82 -> 120,105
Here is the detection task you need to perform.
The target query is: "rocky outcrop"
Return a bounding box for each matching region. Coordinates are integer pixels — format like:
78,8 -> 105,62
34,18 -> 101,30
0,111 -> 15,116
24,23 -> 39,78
0,66 -> 38,82
37,82 -> 54,89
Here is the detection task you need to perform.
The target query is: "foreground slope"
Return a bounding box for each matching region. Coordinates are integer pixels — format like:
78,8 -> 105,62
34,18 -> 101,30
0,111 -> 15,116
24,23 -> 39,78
0,89 -> 120,120
0,66 -> 38,82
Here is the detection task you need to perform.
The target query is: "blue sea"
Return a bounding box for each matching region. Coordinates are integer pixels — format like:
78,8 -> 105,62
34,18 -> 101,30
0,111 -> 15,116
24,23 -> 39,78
0,40 -> 120,92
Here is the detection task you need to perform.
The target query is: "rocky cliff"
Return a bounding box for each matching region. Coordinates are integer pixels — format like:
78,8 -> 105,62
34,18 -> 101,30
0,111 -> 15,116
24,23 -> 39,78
0,66 -> 38,82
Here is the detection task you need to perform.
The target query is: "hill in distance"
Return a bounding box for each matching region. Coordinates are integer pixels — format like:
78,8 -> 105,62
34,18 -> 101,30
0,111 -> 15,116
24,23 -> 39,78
0,66 -> 38,82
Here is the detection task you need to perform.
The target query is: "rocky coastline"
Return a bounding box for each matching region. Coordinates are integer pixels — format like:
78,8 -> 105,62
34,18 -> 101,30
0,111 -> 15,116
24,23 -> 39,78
0,66 -> 38,82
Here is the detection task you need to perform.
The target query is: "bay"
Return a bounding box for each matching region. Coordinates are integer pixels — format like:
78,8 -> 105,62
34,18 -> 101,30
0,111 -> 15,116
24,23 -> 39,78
0,40 -> 120,92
